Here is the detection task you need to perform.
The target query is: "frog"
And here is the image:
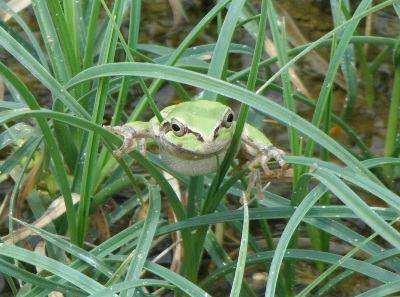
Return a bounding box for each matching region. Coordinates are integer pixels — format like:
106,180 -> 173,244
104,100 -> 286,177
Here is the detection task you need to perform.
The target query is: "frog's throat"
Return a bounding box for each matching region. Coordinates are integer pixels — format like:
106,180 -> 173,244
159,149 -> 227,176
159,140 -> 232,161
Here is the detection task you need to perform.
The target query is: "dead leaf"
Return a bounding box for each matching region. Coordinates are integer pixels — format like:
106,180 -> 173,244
2,193 -> 80,244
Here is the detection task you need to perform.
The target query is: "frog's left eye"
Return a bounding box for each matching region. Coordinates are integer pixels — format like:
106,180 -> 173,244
222,110 -> 234,128
171,119 -> 186,136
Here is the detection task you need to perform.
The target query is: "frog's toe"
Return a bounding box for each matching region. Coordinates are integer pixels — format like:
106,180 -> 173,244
259,146 -> 288,178
105,125 -> 140,158
261,146 -> 286,168
113,139 -> 139,158
113,148 -> 124,158
274,151 -> 286,168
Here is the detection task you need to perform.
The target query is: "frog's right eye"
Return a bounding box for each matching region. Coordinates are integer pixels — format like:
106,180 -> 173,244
222,110 -> 234,128
171,119 -> 186,136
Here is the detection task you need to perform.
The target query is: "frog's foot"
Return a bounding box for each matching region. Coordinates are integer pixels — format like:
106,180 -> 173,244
104,125 -> 144,158
250,145 -> 287,177
241,170 -> 264,204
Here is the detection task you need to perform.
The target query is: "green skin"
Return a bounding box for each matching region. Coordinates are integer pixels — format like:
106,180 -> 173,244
105,100 -> 286,176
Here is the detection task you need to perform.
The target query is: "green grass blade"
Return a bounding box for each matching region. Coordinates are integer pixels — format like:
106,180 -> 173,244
0,258 -> 85,296
31,0 -> 69,83
384,43 -> 400,159
331,0 -> 359,121
204,0 -> 246,100
356,280 -> 400,297
0,137 -> 41,174
230,192 -> 249,297
144,261 -> 211,297
89,280 -> 174,297
0,244 -> 105,294
0,2 -> 47,67
46,0 -> 81,79
11,218 -> 115,278
121,184 -> 161,297
265,164 -> 400,295
0,28 -> 89,118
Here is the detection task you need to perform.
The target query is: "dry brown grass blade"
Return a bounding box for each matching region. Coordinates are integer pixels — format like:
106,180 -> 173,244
264,36 -> 314,100
168,0 -> 187,27
2,193 -> 80,244
0,188 -> 12,224
34,241 -> 46,273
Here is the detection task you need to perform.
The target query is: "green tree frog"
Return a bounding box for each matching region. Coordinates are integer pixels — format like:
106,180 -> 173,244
105,100 -> 286,176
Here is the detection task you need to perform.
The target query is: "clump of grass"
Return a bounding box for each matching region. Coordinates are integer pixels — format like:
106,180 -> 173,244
0,0 -> 399,296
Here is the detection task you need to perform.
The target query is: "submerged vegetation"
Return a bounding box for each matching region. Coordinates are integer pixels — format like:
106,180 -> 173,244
0,0 -> 400,296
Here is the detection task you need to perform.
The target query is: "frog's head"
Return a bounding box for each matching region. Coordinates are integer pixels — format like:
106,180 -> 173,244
159,100 -> 236,160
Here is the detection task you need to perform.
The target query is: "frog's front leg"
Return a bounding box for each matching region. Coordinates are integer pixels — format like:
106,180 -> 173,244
104,122 -> 156,158
241,123 -> 287,176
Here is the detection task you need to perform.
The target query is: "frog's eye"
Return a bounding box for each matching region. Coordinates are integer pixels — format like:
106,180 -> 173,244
171,119 -> 186,136
222,110 -> 234,128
